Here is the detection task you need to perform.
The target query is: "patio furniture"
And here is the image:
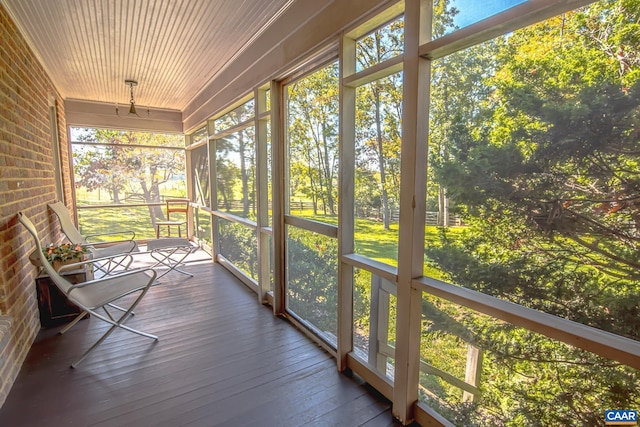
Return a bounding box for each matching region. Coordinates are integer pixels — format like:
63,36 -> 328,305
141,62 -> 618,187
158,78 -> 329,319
146,237 -> 197,279
19,211 -> 159,368
155,198 -> 189,238
35,267 -> 90,327
48,201 -> 138,274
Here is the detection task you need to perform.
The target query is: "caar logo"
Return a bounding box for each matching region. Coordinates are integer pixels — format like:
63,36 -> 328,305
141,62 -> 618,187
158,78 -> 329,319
605,410 -> 638,426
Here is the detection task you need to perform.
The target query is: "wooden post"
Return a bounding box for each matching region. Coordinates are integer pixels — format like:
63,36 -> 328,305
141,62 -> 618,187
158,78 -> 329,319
271,79 -> 286,316
255,86 -> 271,303
337,33 -> 357,372
463,345 -> 483,402
393,0 -> 431,423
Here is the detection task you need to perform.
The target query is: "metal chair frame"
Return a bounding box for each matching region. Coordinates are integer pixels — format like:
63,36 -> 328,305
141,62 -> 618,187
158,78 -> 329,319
19,211 -> 158,368
146,237 -> 197,279
48,201 -> 138,275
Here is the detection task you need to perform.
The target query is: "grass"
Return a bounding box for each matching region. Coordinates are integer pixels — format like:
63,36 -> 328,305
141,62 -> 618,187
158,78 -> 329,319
77,204 -> 463,277
281,209 -> 464,276
78,205 -> 158,240
75,186 -> 188,240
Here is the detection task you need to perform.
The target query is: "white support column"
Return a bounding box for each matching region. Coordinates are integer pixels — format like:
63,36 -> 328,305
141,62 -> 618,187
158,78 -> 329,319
393,0 -> 431,423
185,138 -> 194,239
337,33 -> 357,372
271,79 -> 287,316
208,120 -> 221,259
255,87 -> 271,303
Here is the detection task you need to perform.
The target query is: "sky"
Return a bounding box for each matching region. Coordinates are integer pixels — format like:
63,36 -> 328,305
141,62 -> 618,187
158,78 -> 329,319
450,0 -> 527,28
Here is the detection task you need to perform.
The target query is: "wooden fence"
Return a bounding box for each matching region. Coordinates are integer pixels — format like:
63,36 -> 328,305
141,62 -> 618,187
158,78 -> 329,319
216,199 -> 465,227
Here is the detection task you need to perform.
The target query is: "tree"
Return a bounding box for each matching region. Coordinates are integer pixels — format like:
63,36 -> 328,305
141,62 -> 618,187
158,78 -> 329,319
429,40 -> 504,225
214,105 -> 256,218
423,1 -> 640,424
73,129 -> 185,225
287,63 -> 339,216
355,18 -> 404,229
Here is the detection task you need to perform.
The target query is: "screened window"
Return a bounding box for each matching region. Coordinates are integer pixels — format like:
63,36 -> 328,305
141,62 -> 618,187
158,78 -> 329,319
356,16 -> 404,72
433,0 -> 527,37
286,62 -> 340,219
70,127 -> 186,240
285,61 -> 340,346
354,72 -> 403,265
422,1 -> 640,423
216,127 -> 256,219
191,143 -> 210,208
212,96 -> 259,283
214,99 -> 255,134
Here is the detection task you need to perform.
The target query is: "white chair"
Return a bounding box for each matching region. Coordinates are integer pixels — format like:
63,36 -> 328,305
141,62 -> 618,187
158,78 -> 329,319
48,201 -> 138,274
19,211 -> 158,368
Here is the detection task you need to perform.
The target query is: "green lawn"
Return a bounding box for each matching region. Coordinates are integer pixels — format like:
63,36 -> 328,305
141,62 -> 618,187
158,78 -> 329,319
287,210 -> 463,277
77,205 -> 159,240
77,205 -> 463,278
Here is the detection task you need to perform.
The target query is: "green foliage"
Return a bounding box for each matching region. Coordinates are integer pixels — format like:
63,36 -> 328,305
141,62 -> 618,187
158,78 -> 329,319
216,126 -> 256,219
286,227 -> 338,337
219,219 -> 258,279
73,128 -> 185,204
424,0 -> 640,424
43,243 -> 87,262
287,62 -> 339,216
418,293 -> 640,426
356,16 -> 404,71
356,72 -> 403,230
354,19 -> 404,231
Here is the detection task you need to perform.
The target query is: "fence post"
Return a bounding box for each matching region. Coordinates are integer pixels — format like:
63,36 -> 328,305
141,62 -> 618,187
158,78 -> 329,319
463,345 -> 483,402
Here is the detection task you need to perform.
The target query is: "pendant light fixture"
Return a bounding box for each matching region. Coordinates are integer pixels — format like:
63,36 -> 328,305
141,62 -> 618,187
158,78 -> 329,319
116,79 -> 140,116
127,80 -> 138,115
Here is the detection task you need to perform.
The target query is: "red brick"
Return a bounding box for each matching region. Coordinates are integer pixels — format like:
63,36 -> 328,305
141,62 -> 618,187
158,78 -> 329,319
0,2 -> 66,407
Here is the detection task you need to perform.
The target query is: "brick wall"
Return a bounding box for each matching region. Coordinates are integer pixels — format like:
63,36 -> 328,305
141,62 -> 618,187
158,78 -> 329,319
0,4 -> 71,407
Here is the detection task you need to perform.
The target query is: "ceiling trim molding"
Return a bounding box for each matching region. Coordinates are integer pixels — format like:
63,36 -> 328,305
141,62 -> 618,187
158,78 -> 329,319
65,99 -> 183,133
182,0 -> 398,132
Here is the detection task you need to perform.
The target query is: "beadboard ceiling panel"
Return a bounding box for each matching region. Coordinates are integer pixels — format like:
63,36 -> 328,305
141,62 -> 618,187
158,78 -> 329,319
1,0 -> 295,111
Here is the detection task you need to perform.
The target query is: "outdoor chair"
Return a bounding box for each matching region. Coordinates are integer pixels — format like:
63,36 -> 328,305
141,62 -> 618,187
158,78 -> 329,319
155,198 -> 189,238
18,211 -> 159,368
48,201 -> 138,274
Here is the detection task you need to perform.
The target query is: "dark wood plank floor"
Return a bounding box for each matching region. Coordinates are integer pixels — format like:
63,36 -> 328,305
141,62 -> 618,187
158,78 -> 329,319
0,257 -> 404,427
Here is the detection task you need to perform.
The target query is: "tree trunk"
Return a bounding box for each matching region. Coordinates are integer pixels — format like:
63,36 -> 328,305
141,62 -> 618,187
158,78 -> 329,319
239,132 -> 249,216
112,183 -> 121,204
374,85 -> 390,230
140,179 -> 164,228
438,186 -> 449,227
321,122 -> 336,215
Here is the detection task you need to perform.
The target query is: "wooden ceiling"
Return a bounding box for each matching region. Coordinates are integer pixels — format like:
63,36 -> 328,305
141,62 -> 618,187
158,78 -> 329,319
1,0 -> 296,111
